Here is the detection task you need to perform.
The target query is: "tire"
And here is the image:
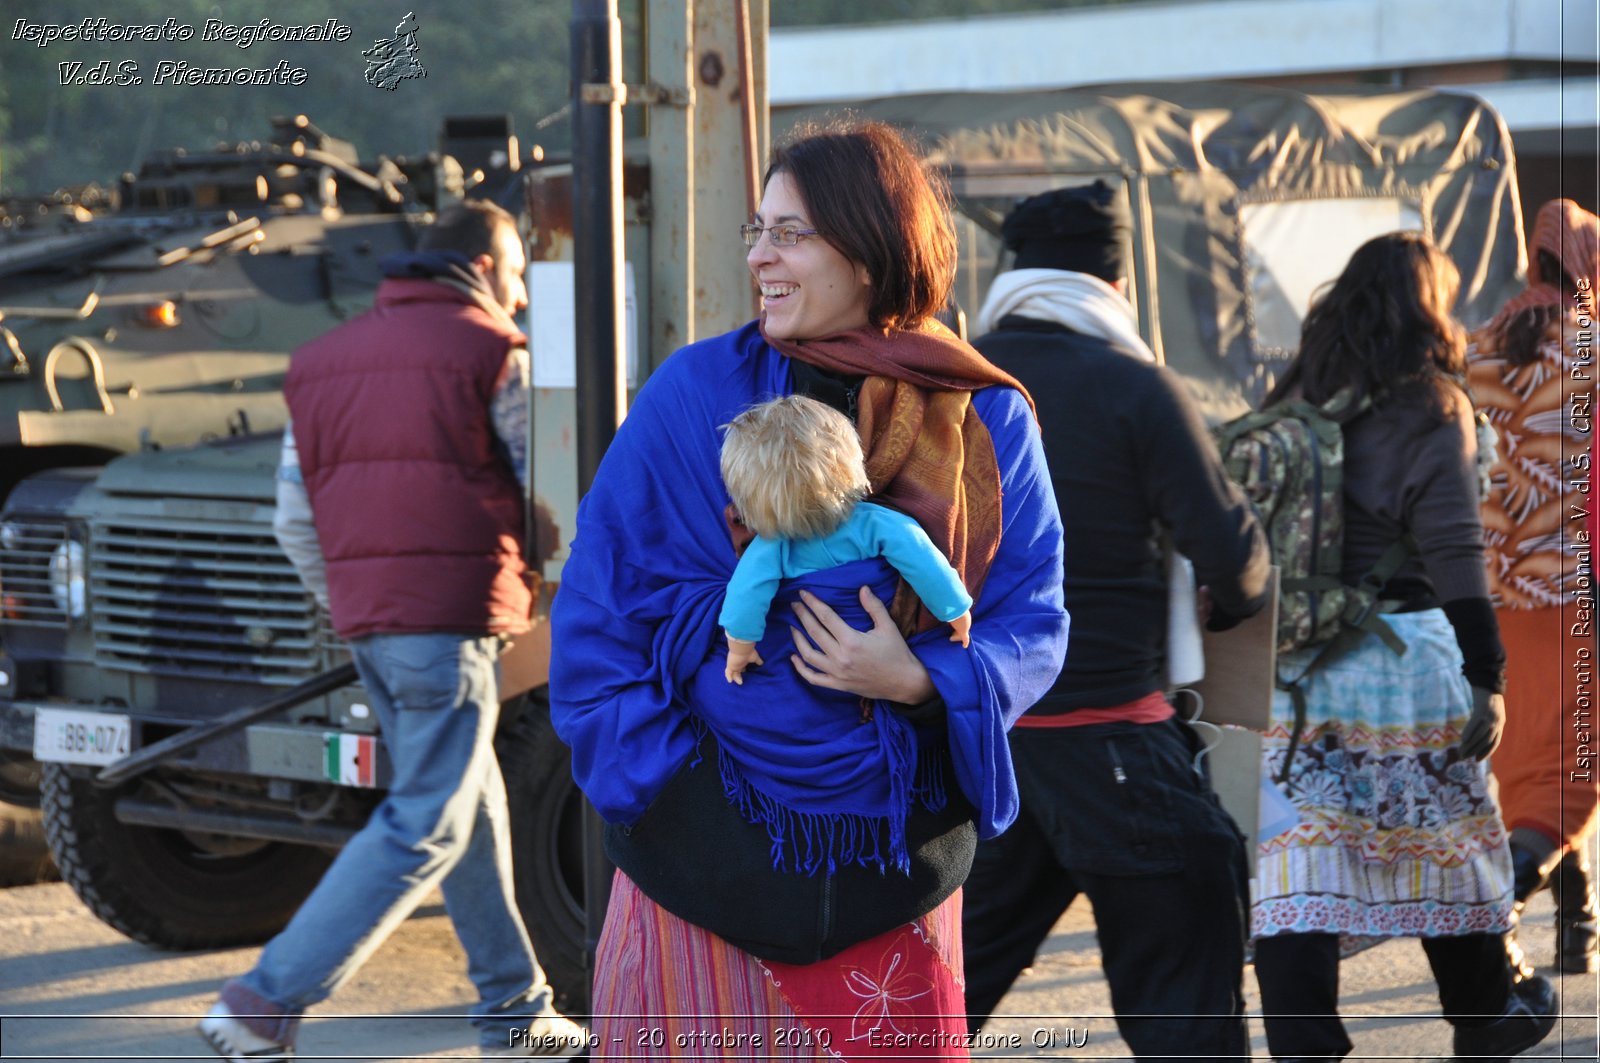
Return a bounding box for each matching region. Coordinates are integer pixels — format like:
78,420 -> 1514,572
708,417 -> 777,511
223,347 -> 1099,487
39,763 -> 332,948
0,798 -> 57,887
498,693 -> 589,1013
0,751 -> 43,808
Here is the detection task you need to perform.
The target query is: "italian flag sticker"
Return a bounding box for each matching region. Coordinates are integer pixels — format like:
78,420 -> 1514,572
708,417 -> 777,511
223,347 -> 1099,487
325,733 -> 377,788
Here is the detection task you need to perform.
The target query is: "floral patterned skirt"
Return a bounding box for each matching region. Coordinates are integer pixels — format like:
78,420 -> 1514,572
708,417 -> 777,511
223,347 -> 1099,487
1252,609 -> 1515,942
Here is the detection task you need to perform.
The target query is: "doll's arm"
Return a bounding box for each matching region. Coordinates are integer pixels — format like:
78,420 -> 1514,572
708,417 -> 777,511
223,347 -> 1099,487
719,536 -> 783,683
869,506 -> 975,630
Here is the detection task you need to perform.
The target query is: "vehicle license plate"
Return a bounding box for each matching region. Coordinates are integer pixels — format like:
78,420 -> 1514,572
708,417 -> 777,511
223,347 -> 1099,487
33,708 -> 133,766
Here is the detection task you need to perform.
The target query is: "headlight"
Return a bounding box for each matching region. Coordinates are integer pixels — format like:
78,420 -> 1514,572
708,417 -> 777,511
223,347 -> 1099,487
49,540 -> 87,620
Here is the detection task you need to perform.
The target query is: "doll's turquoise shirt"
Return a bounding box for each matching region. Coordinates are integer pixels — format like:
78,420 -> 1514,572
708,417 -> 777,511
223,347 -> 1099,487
719,501 -> 974,643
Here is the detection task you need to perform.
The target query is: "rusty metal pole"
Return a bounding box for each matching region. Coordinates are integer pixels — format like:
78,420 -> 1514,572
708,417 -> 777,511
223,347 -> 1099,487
571,0 -> 626,990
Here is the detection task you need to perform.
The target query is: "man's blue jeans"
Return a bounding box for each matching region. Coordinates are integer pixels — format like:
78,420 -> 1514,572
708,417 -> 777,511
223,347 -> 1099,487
236,633 -> 555,1047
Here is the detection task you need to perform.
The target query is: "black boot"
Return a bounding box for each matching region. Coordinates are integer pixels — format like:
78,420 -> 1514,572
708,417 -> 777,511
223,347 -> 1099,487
1502,845 -> 1545,981
1451,975 -> 1557,1062
1510,842 -> 1549,902
1554,848 -> 1599,974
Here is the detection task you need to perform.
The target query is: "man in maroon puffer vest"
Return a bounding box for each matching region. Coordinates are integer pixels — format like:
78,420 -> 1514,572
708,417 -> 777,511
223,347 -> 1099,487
199,201 -> 586,1061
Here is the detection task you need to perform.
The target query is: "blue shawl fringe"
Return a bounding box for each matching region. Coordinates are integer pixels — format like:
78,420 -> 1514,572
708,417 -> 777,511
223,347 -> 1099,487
693,711 -> 948,876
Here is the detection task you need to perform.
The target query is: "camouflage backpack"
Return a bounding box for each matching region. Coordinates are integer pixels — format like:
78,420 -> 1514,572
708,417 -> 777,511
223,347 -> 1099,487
1214,389 -> 1413,781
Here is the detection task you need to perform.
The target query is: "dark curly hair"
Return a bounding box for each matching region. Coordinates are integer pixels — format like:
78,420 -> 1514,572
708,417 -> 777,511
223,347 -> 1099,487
1267,230 -> 1467,424
764,119 -> 956,332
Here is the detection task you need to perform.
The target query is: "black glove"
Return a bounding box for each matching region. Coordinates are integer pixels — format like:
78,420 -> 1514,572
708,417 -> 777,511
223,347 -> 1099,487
1459,686 -> 1506,761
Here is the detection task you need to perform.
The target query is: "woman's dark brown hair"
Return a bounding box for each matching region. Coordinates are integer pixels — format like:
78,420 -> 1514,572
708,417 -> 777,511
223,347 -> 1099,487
1267,230 -> 1467,423
764,119 -> 956,332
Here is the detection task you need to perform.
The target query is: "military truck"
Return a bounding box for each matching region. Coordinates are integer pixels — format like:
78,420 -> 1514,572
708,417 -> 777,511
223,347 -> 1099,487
0,80 -> 1528,1009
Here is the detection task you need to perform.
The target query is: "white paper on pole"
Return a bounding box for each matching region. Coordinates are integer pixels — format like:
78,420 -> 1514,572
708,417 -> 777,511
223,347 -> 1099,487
526,261 -> 638,390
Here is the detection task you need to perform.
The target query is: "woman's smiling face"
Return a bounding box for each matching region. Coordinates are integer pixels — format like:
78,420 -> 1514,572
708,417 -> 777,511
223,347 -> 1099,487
747,171 -> 873,341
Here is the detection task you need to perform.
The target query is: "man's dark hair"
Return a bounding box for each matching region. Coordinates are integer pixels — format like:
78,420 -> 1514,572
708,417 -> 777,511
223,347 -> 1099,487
765,120 -> 956,332
418,199 -> 518,260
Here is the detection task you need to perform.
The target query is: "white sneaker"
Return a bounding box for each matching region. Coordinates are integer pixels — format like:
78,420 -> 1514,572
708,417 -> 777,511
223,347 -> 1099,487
198,1002 -> 295,1061
483,1012 -> 590,1058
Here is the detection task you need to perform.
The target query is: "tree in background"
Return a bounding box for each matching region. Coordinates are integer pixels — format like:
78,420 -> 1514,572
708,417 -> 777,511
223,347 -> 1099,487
1,0 -> 1133,196
1,0 -> 572,195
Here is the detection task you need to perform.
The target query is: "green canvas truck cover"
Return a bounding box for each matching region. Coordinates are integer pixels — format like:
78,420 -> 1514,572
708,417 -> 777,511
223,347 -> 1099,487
784,80 -> 1525,421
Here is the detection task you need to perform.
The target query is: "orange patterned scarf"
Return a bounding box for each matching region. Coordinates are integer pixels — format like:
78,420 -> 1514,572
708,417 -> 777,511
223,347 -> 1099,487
762,317 -> 1035,633
1469,198 -> 1598,610
1479,199 -> 1600,353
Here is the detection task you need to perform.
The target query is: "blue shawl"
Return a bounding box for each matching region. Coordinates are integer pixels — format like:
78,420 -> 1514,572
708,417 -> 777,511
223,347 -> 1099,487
548,322 -> 1068,874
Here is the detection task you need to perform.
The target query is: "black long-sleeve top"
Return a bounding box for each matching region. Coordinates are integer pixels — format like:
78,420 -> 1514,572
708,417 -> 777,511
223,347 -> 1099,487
975,316 -> 1271,712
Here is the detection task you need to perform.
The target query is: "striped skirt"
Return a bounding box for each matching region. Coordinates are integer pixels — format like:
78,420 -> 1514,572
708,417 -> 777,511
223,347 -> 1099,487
1252,609 -> 1516,942
591,871 -> 969,1061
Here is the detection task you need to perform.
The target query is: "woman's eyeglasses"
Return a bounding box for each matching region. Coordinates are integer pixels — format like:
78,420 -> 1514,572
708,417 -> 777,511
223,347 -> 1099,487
740,223 -> 819,248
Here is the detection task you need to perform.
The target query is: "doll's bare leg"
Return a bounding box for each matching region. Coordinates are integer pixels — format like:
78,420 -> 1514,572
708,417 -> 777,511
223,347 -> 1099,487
725,636 -> 764,684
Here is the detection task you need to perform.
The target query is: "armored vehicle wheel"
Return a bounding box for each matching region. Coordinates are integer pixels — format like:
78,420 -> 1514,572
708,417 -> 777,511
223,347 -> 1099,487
39,764 -> 331,948
497,693 -> 589,1013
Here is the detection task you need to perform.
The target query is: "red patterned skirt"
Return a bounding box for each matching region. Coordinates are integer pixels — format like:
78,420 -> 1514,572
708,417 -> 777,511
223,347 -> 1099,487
591,870 -> 969,1061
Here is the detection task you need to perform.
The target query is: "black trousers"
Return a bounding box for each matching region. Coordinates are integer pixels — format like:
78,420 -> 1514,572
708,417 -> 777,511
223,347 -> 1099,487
963,717 -> 1251,1061
1253,931 -> 1514,1057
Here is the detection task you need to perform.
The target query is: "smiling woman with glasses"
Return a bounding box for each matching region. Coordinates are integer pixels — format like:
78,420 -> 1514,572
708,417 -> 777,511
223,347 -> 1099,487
550,119 -> 1068,1060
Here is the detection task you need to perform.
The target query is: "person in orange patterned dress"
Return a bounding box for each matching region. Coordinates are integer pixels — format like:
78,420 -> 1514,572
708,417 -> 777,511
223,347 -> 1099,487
1468,197 -> 1600,973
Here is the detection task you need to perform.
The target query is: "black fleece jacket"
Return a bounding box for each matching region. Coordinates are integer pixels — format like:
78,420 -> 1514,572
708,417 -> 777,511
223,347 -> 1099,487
975,315 -> 1270,713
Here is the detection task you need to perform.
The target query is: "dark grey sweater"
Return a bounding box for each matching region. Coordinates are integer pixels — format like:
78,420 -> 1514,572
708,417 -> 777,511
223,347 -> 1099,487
1342,389 -> 1490,605
1341,385 -> 1504,691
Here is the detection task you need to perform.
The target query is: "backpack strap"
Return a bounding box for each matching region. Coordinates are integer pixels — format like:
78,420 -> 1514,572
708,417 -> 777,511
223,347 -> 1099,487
1274,629 -> 1362,786
1273,532 -> 1418,787
1341,534 -> 1418,655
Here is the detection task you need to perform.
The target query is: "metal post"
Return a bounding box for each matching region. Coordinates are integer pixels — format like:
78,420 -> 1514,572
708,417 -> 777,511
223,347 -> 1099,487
571,0 -> 627,987
572,0 -> 628,495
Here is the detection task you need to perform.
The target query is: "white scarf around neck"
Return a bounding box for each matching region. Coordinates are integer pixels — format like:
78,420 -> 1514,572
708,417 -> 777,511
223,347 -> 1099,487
975,268 -> 1204,689
974,268 -> 1154,362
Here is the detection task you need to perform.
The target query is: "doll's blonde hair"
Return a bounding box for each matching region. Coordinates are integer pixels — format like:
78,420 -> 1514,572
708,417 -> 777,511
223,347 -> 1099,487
720,394 -> 870,541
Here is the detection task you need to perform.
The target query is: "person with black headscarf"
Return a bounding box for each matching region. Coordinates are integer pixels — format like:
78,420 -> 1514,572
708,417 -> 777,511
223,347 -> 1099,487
961,181 -> 1270,1058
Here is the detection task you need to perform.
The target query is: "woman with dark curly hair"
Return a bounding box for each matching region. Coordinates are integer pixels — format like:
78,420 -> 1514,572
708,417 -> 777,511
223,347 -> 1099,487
1250,231 -> 1557,1060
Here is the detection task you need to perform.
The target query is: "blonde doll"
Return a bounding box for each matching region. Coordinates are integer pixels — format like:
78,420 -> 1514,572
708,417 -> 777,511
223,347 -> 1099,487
719,394 -> 972,684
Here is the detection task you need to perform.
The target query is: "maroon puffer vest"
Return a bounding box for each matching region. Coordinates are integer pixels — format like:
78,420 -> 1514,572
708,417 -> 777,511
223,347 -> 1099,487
285,278 -> 531,639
